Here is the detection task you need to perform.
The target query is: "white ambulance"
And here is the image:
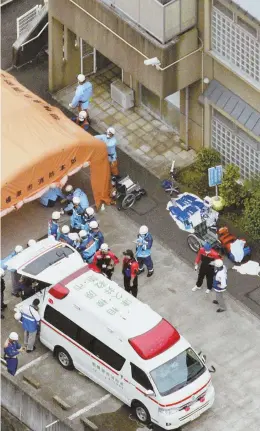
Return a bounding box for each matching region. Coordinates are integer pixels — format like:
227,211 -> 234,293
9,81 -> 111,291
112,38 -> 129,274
16,267 -> 215,429
6,237 -> 85,290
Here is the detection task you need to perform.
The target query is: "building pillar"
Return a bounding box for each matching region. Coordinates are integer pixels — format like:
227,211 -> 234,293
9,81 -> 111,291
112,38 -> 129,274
48,16 -> 64,92
63,27 -> 81,87
204,0 -> 211,52
203,103 -> 211,148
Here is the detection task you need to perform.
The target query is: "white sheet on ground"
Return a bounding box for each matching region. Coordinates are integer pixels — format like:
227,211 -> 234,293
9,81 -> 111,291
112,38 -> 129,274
233,261 -> 260,276
230,239 -> 246,263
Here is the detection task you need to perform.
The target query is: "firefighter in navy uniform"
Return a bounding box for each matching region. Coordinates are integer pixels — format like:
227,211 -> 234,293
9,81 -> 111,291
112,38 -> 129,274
122,250 -> 139,297
92,243 -> 119,280
3,332 -> 25,376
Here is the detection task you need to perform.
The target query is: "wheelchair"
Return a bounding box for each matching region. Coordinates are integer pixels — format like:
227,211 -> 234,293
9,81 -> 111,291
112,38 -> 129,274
112,175 -> 146,210
187,220 -> 221,253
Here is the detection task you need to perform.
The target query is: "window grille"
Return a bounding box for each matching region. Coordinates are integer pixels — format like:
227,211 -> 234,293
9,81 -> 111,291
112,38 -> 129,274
211,6 -> 260,85
212,113 -> 260,178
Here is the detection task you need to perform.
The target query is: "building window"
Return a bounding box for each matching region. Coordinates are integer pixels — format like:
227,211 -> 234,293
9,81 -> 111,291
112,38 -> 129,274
211,112 -> 260,179
211,4 -> 260,85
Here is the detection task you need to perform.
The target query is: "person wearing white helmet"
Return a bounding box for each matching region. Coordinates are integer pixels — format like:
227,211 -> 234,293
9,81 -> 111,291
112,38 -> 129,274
69,74 -> 93,120
63,186 -> 89,215
59,225 -> 75,247
78,229 -> 98,263
72,110 -> 89,132
48,211 -> 61,240
39,184 -> 65,207
136,225 -> 154,277
1,268 -> 7,319
27,239 -> 37,247
92,243 -> 119,280
80,207 -> 96,231
70,196 -> 85,231
211,259 -> 227,313
4,332 -> 25,375
89,220 -> 104,250
95,127 -> 119,176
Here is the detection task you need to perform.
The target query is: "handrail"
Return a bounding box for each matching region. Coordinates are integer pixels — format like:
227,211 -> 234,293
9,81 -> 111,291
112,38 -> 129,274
20,22 -> 48,48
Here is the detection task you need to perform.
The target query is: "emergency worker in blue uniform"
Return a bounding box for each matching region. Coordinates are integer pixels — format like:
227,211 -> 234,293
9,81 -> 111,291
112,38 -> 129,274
69,74 -> 93,119
70,197 -> 84,231
40,184 -> 65,207
72,110 -> 89,131
4,332 -> 25,376
95,127 -> 117,163
80,207 -> 96,231
89,221 -> 104,250
48,211 -> 61,240
78,230 -> 97,263
136,225 -> 154,277
1,245 -> 23,270
63,187 -> 89,213
59,225 -> 79,247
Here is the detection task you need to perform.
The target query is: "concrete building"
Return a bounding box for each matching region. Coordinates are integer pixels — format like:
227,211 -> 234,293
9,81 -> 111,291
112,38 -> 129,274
48,0 -> 260,178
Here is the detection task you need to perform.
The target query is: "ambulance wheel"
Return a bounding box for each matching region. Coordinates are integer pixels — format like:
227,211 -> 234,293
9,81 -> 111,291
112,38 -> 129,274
187,234 -> 201,253
132,401 -> 151,425
55,347 -> 74,370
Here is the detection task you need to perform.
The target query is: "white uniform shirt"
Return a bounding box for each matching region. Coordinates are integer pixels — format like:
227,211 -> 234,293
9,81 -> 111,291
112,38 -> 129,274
215,267 -> 227,291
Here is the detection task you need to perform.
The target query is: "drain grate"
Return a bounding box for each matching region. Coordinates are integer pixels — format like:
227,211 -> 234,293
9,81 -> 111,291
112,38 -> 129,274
130,197 -> 158,216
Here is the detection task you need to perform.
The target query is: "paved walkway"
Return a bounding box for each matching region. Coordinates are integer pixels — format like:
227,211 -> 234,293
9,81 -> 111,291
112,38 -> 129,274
53,65 -> 196,178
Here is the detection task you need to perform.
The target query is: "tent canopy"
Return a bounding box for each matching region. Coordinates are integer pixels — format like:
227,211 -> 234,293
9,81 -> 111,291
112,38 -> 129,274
1,71 -> 111,217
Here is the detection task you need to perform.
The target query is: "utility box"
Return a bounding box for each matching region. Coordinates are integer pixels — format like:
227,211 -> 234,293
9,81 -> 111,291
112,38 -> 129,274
111,80 -> 134,110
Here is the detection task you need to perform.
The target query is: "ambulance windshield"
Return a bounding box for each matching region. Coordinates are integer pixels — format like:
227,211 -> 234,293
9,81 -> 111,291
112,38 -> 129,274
150,348 -> 205,396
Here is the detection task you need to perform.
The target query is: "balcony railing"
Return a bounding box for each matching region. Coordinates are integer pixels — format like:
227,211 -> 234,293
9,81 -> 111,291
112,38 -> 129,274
104,0 -> 197,44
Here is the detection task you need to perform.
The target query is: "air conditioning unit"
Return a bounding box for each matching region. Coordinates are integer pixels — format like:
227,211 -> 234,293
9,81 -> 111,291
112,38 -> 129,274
111,80 -> 134,110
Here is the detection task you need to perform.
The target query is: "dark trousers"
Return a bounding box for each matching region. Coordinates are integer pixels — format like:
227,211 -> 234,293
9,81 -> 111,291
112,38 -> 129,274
196,267 -> 214,290
5,358 -> 18,376
137,256 -> 153,271
102,268 -> 114,280
124,275 -> 138,297
47,200 -> 56,208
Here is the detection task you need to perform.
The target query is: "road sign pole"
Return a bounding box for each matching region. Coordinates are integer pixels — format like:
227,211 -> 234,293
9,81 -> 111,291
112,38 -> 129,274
215,185 -> 219,200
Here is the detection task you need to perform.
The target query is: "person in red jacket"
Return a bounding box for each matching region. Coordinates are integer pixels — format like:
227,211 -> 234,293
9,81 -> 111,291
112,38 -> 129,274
122,250 -> 139,298
91,243 -> 119,280
192,242 -> 221,294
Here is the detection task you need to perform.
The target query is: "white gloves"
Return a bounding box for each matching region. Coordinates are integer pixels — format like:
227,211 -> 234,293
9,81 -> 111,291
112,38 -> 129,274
194,264 -> 198,271
68,103 -> 73,109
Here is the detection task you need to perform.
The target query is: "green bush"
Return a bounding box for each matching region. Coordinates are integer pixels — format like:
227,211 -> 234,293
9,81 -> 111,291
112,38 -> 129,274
179,169 -> 209,196
219,164 -> 246,208
195,148 -> 221,173
241,178 -> 260,239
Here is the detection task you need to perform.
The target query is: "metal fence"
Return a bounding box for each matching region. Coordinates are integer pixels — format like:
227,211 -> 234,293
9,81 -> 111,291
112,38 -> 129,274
104,0 -> 197,43
16,4 -> 42,39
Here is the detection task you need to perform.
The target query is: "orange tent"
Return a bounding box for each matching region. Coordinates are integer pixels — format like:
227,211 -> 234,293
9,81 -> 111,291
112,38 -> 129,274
1,71 -> 111,217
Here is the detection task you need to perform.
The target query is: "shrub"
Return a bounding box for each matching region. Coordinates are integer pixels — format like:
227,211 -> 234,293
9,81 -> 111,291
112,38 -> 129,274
241,177 -> 260,239
179,169 -> 209,196
219,164 -> 246,208
195,148 -> 221,173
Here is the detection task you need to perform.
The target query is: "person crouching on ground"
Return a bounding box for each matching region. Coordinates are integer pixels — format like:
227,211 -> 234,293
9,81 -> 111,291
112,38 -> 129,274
122,250 -> 139,297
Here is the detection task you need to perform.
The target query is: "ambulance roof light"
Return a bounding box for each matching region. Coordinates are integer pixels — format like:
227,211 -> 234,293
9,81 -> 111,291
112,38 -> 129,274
49,284 -> 69,299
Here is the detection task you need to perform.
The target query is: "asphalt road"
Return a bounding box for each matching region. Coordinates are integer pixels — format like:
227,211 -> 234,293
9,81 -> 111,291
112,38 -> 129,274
0,38 -> 256,318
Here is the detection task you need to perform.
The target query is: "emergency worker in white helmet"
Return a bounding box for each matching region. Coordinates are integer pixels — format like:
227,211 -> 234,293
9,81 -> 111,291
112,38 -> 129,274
135,225 -> 154,277
95,127 -> 119,176
92,243 -> 119,280
89,220 -> 104,250
72,110 -> 89,132
48,211 -> 61,240
59,225 -> 78,247
4,332 -> 25,376
69,73 -> 93,121
70,196 -> 84,231
27,239 -> 37,247
80,207 -> 96,231
63,184 -> 89,214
